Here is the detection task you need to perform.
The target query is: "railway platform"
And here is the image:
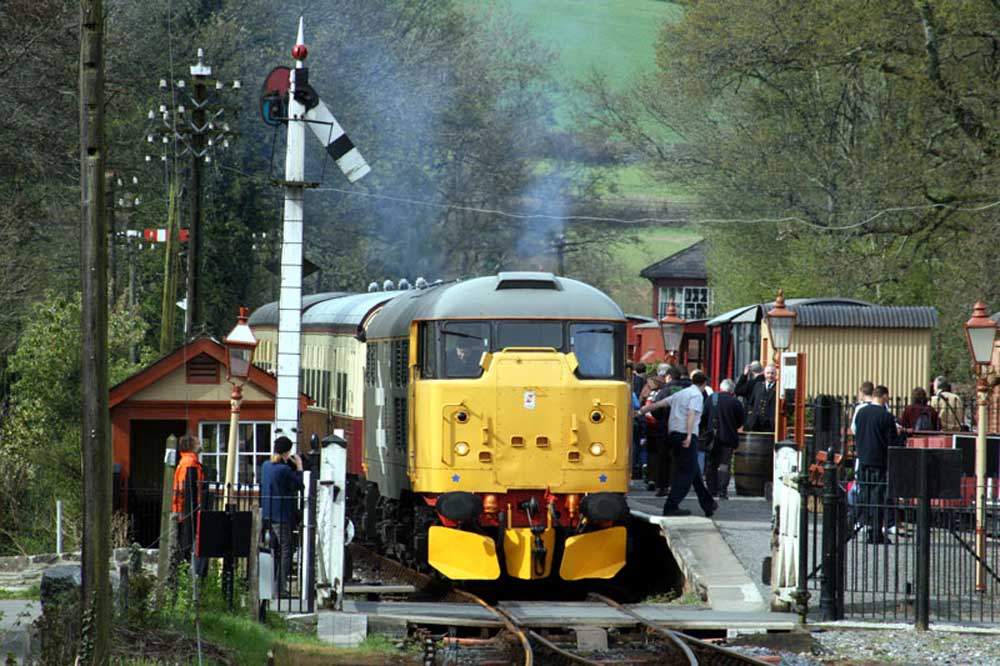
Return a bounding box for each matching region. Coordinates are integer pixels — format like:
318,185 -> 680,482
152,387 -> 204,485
626,484 -> 776,615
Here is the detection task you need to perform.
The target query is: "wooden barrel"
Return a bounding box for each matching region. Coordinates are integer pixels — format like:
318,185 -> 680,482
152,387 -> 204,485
734,432 -> 774,497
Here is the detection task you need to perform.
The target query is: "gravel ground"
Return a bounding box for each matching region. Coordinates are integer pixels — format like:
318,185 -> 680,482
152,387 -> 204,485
728,626 -> 1000,665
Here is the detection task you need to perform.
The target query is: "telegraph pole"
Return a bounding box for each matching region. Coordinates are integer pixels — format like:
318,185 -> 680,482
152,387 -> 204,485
80,0 -> 111,661
145,49 -> 238,341
185,56 -> 209,338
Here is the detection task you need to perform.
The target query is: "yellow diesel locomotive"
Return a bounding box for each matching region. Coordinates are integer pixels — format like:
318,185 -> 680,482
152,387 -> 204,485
358,272 -> 631,581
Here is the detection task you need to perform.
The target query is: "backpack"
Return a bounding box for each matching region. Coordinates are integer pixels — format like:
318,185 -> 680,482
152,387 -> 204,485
914,407 -> 933,432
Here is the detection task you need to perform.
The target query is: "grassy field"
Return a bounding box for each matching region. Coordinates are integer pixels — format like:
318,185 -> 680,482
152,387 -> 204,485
498,0 -> 680,84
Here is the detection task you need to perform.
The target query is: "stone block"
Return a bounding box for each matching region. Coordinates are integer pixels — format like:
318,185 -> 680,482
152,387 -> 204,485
572,626 -> 608,652
40,565 -> 81,609
367,615 -> 408,639
317,611 -> 368,647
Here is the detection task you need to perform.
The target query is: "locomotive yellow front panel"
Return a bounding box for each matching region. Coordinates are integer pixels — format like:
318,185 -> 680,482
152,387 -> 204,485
411,349 -> 630,494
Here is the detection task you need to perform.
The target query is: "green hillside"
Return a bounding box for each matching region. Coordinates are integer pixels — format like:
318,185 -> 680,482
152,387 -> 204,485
500,0 -> 680,84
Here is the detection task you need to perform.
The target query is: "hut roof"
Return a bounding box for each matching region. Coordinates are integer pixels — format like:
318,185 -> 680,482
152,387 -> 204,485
639,240 -> 708,280
707,298 -> 937,329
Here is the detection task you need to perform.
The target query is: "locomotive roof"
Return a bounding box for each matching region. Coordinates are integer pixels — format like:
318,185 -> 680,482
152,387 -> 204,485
365,272 -> 625,340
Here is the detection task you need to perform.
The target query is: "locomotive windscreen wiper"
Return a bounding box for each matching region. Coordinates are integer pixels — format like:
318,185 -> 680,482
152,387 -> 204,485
443,330 -> 486,341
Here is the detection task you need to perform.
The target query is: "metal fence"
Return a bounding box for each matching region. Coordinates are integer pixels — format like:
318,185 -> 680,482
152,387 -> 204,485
127,473 -> 317,616
803,461 -> 1000,625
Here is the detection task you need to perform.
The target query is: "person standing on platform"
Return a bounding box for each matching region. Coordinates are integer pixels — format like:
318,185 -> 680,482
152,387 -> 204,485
931,376 -> 966,431
641,373 -> 667,490
850,381 -> 875,435
853,396 -> 897,543
746,363 -> 777,432
643,370 -> 716,517
704,379 -> 745,500
261,435 -> 304,595
735,361 -> 764,404
172,433 -> 206,576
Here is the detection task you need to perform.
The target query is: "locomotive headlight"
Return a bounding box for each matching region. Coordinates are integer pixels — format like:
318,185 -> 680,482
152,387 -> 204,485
589,442 -> 605,456
454,441 -> 471,456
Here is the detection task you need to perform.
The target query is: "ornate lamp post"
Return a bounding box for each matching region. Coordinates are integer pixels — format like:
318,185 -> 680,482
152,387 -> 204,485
965,300 -> 996,592
766,289 -> 797,441
659,299 -> 686,365
223,307 -> 258,506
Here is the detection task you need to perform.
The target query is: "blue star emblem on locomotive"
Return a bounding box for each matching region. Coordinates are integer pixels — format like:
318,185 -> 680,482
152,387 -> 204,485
599,474 -> 607,483
452,474 -> 461,482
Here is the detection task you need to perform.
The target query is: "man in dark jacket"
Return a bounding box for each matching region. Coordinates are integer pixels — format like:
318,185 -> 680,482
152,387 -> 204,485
734,361 -> 764,403
854,400 -> 897,543
704,379 -> 746,499
746,363 -> 777,432
261,436 -> 304,595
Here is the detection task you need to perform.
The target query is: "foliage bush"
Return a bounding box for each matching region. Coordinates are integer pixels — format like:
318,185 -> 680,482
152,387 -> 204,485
0,291 -> 149,556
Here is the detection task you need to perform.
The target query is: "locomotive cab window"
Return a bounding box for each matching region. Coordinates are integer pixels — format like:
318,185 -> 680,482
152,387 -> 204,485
496,320 -> 563,350
419,322 -> 438,379
443,322 -> 489,378
570,323 -> 622,379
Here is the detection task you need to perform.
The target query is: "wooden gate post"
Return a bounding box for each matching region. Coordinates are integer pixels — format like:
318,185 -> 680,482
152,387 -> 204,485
156,434 -> 179,595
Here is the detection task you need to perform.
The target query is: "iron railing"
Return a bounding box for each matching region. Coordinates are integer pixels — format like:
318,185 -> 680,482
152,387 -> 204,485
804,467 -> 1000,625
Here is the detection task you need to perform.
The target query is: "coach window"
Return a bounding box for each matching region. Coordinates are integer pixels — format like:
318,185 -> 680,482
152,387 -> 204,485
496,320 -> 564,350
570,323 -> 621,379
443,321 -> 489,378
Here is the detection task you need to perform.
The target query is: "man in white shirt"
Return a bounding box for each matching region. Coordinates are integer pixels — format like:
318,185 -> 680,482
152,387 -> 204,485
641,370 -> 717,517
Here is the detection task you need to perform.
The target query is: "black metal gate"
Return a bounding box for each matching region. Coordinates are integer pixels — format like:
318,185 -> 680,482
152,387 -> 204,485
802,451 -> 1000,625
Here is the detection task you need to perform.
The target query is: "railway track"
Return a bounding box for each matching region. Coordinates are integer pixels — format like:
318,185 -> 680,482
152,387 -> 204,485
349,544 -> 777,665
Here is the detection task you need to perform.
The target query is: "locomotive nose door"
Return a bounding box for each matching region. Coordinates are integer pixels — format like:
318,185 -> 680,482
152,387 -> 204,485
493,350 -> 566,489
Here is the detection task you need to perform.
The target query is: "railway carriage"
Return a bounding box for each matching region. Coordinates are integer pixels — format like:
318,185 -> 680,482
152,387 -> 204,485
357,272 -> 632,581
249,290 -> 402,474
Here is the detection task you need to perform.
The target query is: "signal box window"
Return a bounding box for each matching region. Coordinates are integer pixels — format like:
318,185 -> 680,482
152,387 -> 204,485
443,322 -> 489,378
496,321 -> 563,350
570,323 -> 618,379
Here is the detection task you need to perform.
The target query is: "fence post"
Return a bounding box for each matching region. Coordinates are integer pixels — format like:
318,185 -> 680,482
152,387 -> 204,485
915,451 -> 931,631
248,506 -> 261,621
156,435 -> 179,598
795,456 -> 811,622
55,500 -> 63,556
820,447 -> 840,620
304,471 -> 318,613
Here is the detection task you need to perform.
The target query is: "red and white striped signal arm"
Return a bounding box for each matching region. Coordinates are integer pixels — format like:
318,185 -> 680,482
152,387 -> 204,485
143,228 -> 190,242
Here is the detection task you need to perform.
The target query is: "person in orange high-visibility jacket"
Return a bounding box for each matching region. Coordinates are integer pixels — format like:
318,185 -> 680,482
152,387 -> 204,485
172,433 -> 205,571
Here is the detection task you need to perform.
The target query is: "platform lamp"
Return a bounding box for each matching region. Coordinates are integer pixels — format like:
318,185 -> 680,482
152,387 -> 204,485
964,300 -> 996,592
766,288 -> 796,362
223,307 -> 258,506
659,299 -> 686,366
766,289 -> 797,442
